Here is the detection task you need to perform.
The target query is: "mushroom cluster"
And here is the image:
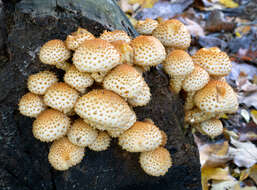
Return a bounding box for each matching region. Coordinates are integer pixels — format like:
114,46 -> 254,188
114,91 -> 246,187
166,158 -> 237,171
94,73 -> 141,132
18,25 -> 173,176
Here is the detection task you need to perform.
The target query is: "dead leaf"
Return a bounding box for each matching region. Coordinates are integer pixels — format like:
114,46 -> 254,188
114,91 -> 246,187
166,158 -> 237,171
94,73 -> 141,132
218,0 -> 239,8
184,18 -> 205,37
202,166 -> 234,190
129,0 -> 158,8
251,110 -> 257,125
211,180 -> 238,190
238,91 -> 257,109
240,168 -> 251,181
241,109 -> 250,123
234,184 -> 257,190
229,137 -> 257,168
249,164 -> 257,184
195,0 -> 238,10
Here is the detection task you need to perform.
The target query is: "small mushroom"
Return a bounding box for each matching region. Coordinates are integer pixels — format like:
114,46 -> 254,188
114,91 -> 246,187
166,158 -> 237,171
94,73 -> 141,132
44,82 -> 79,114
48,137 -> 84,171
67,119 -> 98,147
130,35 -> 166,68
135,18 -> 159,35
39,39 -> 70,65
27,71 -> 58,95
33,109 -> 70,142
64,65 -> 94,94
90,71 -> 109,83
118,121 -> 162,152
65,27 -> 95,50
88,131 -> 111,151
163,50 -> 194,94
192,47 -> 232,77
139,147 -> 172,176
152,19 -> 191,50
100,30 -> 131,43
194,80 -> 238,113
18,92 -> 46,118
127,82 -> 151,107
55,61 -> 72,71
72,38 -> 121,73
111,40 -> 133,65
182,64 -> 209,110
103,64 -> 149,99
75,89 -> 136,131
196,119 -> 224,139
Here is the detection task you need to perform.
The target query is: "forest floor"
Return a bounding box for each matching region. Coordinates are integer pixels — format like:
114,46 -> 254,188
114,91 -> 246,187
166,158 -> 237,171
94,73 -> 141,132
118,0 -> 257,189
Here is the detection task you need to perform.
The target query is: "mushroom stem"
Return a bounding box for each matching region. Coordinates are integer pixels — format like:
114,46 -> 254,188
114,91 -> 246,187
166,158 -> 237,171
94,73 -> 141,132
184,91 -> 196,111
169,76 -> 184,94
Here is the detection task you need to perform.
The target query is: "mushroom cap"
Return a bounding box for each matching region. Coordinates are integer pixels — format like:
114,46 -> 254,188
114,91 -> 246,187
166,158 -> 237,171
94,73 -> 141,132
199,119 -> 223,138
127,81 -> 151,107
65,27 -> 95,50
135,18 -> 159,35
67,119 -> 98,147
152,19 -> 191,49
184,108 -> 220,124
44,82 -> 79,114
130,35 -> 166,67
27,71 -> 58,95
160,130 -> 168,147
18,92 -> 46,118
139,147 -> 172,176
90,71 -> 108,83
103,64 -> 146,99
88,131 -> 111,151
39,39 -> 70,65
55,61 -> 72,71
33,109 -> 70,142
163,50 -> 194,76
194,80 -> 238,113
75,89 -> 136,131
192,47 -> 232,76
72,38 -> 121,72
118,121 -> 162,152
64,65 -> 94,93
100,30 -> 131,43
111,40 -> 133,65
107,127 -> 126,138
182,64 -> 209,92
48,137 -> 84,171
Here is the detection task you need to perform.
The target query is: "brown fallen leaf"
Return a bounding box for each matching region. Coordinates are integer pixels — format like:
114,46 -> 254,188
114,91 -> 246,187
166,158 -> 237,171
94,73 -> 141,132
251,110 -> 257,125
184,18 -> 205,37
129,0 -> 158,8
211,180 -> 239,190
249,164 -> 257,184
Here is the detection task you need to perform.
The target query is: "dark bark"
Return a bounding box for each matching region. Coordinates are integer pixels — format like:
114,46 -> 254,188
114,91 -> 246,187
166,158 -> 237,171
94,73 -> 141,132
0,0 -> 201,190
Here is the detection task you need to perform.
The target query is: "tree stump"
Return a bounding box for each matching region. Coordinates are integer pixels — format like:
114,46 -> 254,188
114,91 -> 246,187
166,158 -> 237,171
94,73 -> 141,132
0,0 -> 202,189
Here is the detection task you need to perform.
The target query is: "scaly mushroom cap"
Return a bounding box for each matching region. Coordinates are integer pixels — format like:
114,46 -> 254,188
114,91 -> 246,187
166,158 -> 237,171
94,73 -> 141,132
135,18 -> 159,35
65,27 -> 95,50
55,61 -> 72,71
198,119 -> 224,138
164,50 -> 194,77
192,47 -> 232,76
183,64 -> 209,92
107,127 -> 126,138
19,92 -> 46,118
194,80 -> 238,113
75,89 -> 136,131
88,131 -> 111,151
90,71 -> 108,83
64,65 -> 94,93
127,81 -> 151,107
100,30 -> 131,43
44,82 -> 79,114
184,108 -> 221,124
33,109 -> 70,142
130,35 -> 166,67
73,38 -> 121,72
67,119 -> 98,147
152,19 -> 191,49
103,64 -> 146,99
118,121 -> 162,152
139,147 -> 172,176
27,71 -> 58,95
48,137 -> 84,171
160,130 -> 168,147
39,39 -> 70,65
111,40 -> 133,65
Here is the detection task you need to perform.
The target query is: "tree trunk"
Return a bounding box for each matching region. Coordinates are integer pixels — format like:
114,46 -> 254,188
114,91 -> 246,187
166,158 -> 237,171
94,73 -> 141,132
0,0 -> 201,190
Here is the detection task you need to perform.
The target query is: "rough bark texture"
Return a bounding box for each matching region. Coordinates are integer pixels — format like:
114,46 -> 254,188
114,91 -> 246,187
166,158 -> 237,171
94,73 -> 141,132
0,0 -> 201,190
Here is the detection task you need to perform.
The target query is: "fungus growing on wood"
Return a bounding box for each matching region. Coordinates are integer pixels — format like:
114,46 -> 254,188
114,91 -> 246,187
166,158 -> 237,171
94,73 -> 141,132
27,71 -> 58,95
111,40 -> 133,65
152,19 -> 191,50
118,121 -> 162,152
100,30 -> 131,43
197,119 -> 224,138
64,65 -> 94,93
18,92 -> 46,118
44,82 -> 79,114
73,38 -> 121,73
75,89 -> 136,131
48,137 -> 84,171
139,147 -> 172,176
127,82 -> 151,107
32,109 -> 70,142
88,131 -> 111,151
135,18 -> 159,35
90,71 -> 109,83
39,39 -> 70,65
67,119 -> 98,147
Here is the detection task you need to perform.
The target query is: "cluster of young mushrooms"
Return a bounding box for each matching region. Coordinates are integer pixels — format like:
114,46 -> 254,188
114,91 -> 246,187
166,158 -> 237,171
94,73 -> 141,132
18,18 -> 238,176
